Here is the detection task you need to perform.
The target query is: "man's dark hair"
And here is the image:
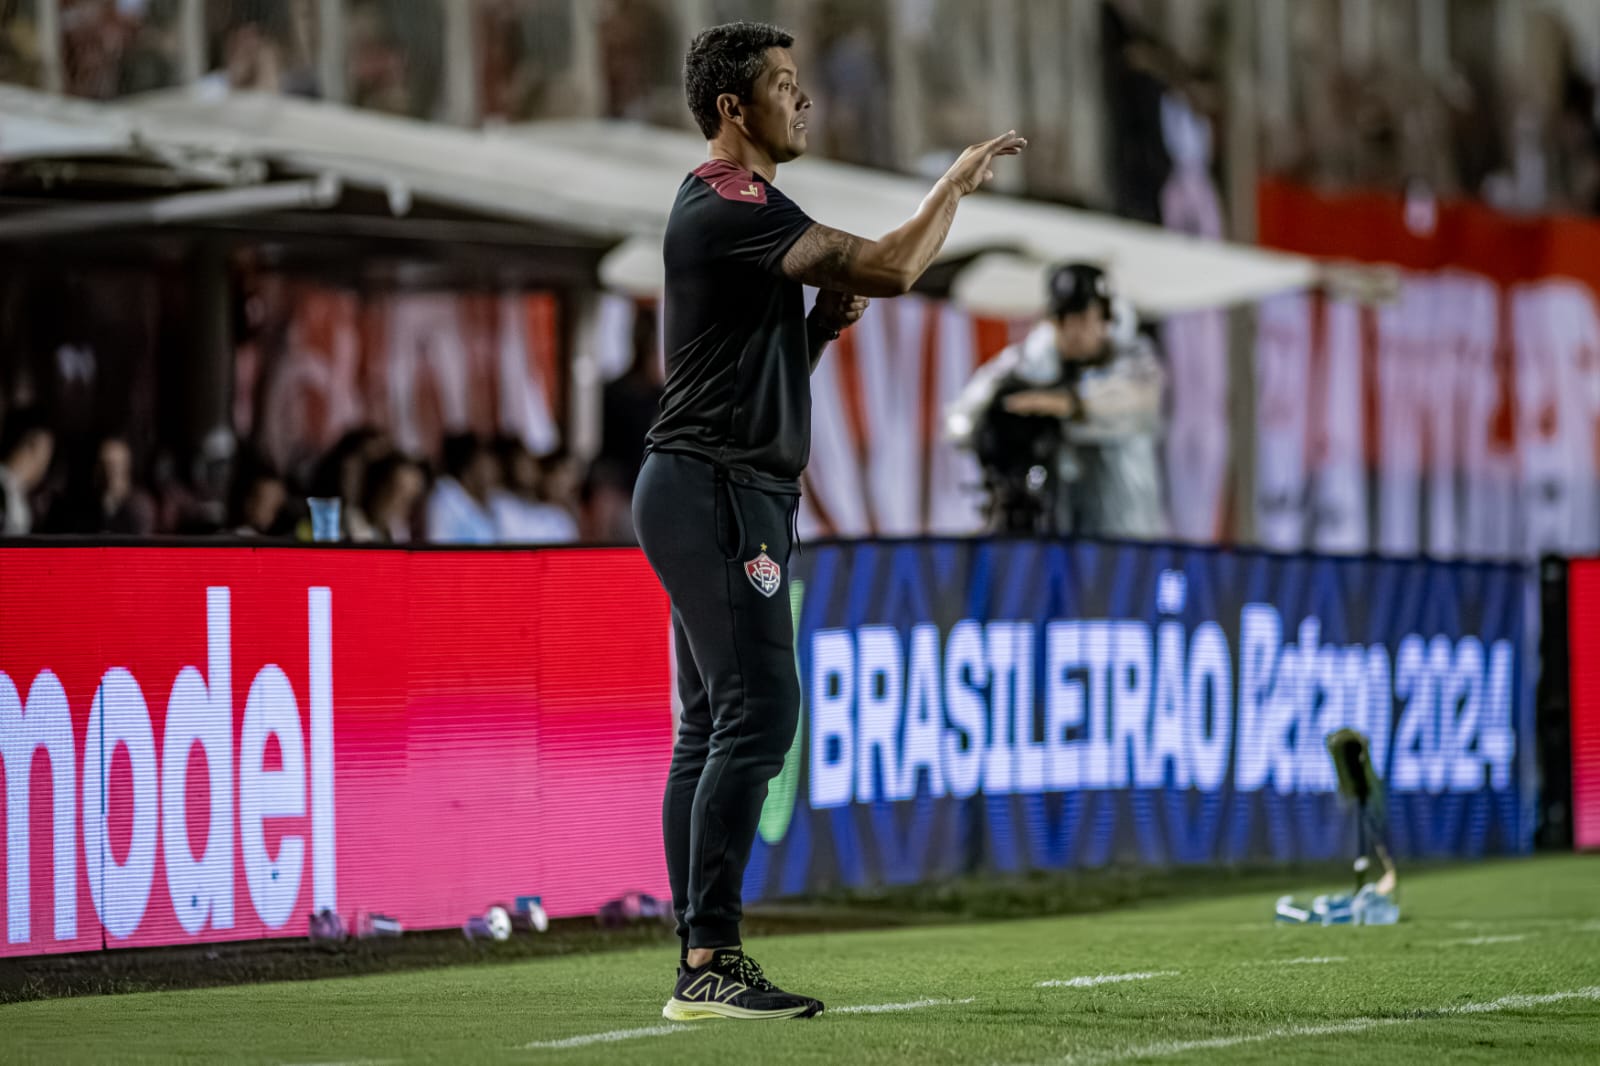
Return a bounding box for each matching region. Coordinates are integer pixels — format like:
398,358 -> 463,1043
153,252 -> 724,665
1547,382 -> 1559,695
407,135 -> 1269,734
491,433 -> 530,468
0,407 -> 51,464
684,21 -> 794,140
361,452 -> 420,514
226,449 -> 282,529
310,425 -> 383,498
440,433 -> 483,482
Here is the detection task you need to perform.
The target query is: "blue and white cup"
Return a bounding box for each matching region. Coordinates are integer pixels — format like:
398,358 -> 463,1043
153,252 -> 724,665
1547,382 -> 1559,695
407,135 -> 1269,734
308,497 -> 342,542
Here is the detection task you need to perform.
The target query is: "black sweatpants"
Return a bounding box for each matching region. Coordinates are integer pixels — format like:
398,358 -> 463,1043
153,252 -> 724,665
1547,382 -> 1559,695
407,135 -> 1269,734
632,450 -> 800,950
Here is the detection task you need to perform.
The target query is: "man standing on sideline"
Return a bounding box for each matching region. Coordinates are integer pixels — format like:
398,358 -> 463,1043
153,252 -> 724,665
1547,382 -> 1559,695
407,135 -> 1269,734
633,20 -> 1024,1021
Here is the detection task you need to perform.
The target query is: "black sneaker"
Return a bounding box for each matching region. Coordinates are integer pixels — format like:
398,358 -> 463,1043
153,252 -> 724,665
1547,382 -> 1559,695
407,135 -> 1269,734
663,950 -> 823,1021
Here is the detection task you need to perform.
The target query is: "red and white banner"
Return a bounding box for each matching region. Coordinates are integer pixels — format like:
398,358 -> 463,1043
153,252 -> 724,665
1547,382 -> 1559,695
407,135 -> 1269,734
236,281 -> 564,474
801,296 -> 1019,538
0,547 -> 672,958
1258,181 -> 1600,559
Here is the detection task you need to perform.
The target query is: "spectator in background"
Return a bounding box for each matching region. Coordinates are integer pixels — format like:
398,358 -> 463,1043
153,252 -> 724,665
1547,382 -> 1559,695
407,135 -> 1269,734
56,435 -> 156,535
1547,19 -> 1600,214
117,0 -> 181,95
346,0 -> 440,118
812,2 -> 895,170
201,17 -> 285,93
61,0 -> 130,99
478,0 -> 583,121
599,310 -> 663,492
579,459 -> 637,544
229,458 -> 289,537
0,408 -> 53,535
536,446 -> 583,529
490,435 -> 578,544
1102,0 -> 1199,225
598,0 -> 677,123
0,0 -> 43,88
346,0 -> 411,115
149,446 -> 204,534
352,451 -> 425,543
308,425 -> 387,539
426,433 -> 499,543
200,0 -> 320,98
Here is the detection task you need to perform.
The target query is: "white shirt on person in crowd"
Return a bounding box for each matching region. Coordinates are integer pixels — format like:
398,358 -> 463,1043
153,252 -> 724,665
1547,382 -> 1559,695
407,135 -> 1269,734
426,476 -> 498,544
491,490 -> 579,544
0,463 -> 31,535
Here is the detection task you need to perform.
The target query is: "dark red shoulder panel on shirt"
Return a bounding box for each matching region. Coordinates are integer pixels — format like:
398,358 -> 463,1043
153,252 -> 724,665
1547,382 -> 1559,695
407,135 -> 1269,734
692,159 -> 769,205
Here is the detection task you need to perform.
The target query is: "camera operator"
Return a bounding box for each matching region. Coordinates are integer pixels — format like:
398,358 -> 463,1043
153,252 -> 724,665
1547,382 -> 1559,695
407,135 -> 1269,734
946,263 -> 1169,538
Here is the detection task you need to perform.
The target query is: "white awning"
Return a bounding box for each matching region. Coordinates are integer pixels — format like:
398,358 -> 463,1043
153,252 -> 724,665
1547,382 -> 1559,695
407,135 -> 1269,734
3,87 -> 1323,315
115,89 -> 660,238
0,87 -> 138,161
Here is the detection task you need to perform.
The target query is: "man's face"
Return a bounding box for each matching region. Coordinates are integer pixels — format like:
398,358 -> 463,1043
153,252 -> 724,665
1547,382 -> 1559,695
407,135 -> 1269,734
541,458 -> 579,503
738,47 -> 811,162
246,477 -> 286,533
1055,305 -> 1109,362
16,431 -> 54,490
465,450 -> 502,497
395,465 -> 425,514
377,465 -> 424,520
97,438 -> 132,499
510,451 -> 539,493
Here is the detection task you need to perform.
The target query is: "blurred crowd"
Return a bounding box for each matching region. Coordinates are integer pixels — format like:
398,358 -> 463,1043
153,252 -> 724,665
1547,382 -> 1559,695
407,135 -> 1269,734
0,406 -> 647,545
13,0 -> 1600,218
6,0 -> 1600,215
1258,2 -> 1600,216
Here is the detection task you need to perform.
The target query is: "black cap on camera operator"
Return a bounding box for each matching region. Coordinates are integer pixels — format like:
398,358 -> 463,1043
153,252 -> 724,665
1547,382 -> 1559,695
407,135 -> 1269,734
946,262 -> 1169,538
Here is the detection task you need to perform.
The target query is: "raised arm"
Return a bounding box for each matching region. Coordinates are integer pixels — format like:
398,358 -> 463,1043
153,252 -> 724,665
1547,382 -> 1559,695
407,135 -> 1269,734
780,131 -> 1027,297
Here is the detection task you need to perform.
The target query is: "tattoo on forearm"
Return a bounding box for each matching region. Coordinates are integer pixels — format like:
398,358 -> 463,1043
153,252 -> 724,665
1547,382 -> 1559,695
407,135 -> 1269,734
782,225 -> 864,289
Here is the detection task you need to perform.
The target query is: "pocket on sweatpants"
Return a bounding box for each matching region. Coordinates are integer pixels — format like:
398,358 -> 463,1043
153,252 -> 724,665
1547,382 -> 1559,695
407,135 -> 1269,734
714,478 -> 747,562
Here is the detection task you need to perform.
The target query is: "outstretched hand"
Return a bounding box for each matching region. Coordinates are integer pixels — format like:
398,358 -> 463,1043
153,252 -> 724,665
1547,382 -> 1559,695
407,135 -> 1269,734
942,130 -> 1029,196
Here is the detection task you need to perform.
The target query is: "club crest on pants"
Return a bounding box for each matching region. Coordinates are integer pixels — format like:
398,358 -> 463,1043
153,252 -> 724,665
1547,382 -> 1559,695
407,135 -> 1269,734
745,550 -> 781,598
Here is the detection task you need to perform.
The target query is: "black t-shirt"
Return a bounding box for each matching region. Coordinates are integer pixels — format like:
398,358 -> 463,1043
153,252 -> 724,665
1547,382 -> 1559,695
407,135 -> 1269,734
646,160 -> 816,490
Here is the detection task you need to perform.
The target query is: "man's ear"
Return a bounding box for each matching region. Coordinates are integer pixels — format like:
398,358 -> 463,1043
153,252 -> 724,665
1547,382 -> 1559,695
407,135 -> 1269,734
716,92 -> 744,130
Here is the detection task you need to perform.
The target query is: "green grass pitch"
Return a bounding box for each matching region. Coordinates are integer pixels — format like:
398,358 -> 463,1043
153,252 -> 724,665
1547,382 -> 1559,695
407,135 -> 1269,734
3,855 -> 1596,1065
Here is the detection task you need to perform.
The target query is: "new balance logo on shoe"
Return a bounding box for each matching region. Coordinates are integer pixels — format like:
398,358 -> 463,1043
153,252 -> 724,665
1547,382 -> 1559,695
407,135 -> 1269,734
681,971 -> 749,1003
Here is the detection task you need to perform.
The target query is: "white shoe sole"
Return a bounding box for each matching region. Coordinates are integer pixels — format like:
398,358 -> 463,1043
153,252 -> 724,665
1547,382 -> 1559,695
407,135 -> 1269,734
662,998 -> 821,1021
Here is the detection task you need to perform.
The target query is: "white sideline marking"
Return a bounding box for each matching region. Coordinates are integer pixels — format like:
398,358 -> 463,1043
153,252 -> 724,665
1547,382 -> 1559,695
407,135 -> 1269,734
1439,934 -> 1529,946
1446,919 -> 1595,931
521,997 -> 963,1050
1053,986 -> 1600,1065
1269,956 -> 1347,966
523,1025 -> 689,1050
1038,972 -> 1179,989
835,997 -> 975,1014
